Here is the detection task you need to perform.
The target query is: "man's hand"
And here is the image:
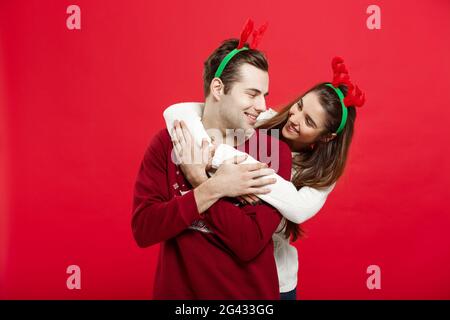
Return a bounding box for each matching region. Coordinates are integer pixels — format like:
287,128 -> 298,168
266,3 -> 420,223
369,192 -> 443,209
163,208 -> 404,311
209,156 -> 276,198
193,155 -> 275,214
172,120 -> 215,187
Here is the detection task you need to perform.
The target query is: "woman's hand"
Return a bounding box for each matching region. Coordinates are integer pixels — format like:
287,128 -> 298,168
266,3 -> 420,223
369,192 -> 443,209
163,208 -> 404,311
172,120 -> 214,188
237,194 -> 262,206
210,155 -> 277,199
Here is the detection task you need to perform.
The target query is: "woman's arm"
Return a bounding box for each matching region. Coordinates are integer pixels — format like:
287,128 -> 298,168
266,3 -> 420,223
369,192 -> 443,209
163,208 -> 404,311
212,143 -> 335,223
260,180 -> 335,224
163,103 -> 278,146
163,102 -> 335,224
163,102 -> 211,147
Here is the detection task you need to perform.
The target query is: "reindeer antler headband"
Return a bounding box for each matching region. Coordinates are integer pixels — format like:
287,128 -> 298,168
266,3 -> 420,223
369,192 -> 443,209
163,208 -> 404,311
214,19 -> 268,78
326,57 -> 366,134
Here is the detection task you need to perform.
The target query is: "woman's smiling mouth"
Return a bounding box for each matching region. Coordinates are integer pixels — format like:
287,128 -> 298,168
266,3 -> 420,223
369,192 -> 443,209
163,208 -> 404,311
286,122 -> 300,135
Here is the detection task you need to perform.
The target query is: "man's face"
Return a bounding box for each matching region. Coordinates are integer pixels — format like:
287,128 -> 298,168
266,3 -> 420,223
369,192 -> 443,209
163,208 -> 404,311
218,63 -> 269,131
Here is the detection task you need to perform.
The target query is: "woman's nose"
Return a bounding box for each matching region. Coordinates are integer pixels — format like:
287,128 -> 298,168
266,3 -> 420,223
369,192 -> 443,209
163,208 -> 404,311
289,112 -> 301,125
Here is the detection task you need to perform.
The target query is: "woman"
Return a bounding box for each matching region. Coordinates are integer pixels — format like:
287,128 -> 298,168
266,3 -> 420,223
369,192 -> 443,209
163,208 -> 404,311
165,57 -> 365,299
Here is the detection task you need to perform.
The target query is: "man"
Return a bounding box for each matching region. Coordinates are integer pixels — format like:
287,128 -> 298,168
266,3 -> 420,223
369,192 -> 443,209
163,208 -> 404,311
132,38 -> 292,299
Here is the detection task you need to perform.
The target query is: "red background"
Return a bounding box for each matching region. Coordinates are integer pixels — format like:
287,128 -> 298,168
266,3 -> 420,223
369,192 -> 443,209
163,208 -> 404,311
1,0 -> 449,299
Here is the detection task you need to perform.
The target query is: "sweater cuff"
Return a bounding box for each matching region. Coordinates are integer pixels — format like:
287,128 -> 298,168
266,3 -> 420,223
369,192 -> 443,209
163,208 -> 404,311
176,190 -> 201,226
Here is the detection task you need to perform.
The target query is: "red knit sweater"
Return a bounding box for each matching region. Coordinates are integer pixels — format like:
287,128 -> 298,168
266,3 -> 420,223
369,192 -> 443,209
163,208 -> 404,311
132,129 -> 292,299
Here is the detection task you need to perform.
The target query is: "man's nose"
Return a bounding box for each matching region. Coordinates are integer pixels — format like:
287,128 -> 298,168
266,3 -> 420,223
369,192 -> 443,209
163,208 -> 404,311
255,96 -> 267,113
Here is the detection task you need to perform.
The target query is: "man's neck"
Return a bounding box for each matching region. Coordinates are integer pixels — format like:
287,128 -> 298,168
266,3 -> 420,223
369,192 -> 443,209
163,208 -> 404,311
202,101 -> 222,132
202,100 -> 227,144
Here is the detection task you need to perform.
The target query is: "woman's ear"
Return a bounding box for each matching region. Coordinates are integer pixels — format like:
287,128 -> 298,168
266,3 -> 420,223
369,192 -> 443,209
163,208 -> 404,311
210,78 -> 224,101
320,133 -> 337,143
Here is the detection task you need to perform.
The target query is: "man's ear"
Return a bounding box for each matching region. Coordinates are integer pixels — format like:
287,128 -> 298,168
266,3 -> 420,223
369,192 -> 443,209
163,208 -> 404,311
320,133 -> 337,143
210,78 -> 225,101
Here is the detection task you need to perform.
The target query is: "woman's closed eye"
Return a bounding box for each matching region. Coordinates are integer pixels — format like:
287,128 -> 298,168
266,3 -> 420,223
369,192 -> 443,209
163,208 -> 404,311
296,99 -> 303,111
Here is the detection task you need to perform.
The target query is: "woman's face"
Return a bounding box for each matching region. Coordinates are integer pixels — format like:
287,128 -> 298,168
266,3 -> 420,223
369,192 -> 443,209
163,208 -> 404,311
281,91 -> 328,150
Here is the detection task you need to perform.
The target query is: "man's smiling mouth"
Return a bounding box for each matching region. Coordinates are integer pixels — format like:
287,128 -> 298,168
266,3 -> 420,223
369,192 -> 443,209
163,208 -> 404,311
244,112 -> 258,124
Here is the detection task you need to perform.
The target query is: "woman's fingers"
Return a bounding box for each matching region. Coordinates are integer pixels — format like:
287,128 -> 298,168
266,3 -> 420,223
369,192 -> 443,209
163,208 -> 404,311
171,128 -> 182,155
201,139 -> 209,165
174,120 -> 186,146
209,143 -> 216,158
244,194 -> 261,205
173,120 -> 205,165
250,194 -> 262,204
206,143 -> 215,171
240,195 -> 254,205
238,193 -> 264,206
180,120 -> 192,146
237,196 -> 247,205
237,195 -> 260,206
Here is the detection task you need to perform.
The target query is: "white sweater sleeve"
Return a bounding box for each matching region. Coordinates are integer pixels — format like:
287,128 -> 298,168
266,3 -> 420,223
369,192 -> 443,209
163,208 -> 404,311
163,102 -> 335,224
163,102 -> 211,146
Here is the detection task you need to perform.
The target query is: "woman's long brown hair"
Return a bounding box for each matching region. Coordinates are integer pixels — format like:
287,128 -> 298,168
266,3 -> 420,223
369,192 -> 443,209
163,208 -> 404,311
257,82 -> 357,241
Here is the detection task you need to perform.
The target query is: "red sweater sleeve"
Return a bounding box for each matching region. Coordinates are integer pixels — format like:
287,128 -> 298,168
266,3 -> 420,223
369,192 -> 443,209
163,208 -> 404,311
131,130 -> 201,248
203,137 -> 292,262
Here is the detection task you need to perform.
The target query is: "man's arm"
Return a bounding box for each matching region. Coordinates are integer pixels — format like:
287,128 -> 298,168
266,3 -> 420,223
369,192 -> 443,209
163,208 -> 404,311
131,131 -> 203,248
202,138 -> 293,262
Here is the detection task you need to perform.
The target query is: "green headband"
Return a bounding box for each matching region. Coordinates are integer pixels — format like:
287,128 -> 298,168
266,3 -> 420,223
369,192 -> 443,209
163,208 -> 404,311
325,83 -> 348,134
214,47 -> 249,78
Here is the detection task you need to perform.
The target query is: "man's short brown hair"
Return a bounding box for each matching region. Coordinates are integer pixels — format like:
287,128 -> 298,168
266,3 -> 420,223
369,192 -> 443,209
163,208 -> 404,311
203,39 -> 269,97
